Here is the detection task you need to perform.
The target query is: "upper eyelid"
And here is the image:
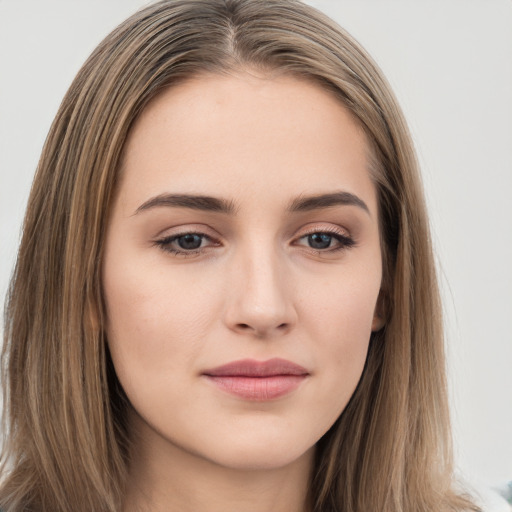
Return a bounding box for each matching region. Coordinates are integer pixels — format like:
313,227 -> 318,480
158,232 -> 218,247
155,222 -> 351,240
155,227 -> 352,250
297,224 -> 349,235
154,224 -> 219,240
154,226 -> 355,260
291,223 -> 352,242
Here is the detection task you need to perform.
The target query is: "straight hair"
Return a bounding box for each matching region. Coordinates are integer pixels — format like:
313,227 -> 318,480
1,1 -> 478,511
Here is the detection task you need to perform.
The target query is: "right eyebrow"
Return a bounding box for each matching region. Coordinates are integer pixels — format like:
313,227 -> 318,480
133,193 -> 237,216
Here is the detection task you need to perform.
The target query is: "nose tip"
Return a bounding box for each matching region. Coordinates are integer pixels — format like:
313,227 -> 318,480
223,253 -> 296,339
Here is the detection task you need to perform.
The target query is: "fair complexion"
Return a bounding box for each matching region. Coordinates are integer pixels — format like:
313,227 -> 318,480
103,71 -> 384,512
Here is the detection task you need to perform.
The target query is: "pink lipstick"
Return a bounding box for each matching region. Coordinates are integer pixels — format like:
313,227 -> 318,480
202,358 -> 309,401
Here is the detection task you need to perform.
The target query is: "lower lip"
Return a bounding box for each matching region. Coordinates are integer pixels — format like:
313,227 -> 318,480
204,375 -> 307,401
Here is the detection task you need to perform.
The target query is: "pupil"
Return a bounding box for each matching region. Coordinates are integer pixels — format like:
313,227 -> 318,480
309,233 -> 331,249
178,234 -> 202,250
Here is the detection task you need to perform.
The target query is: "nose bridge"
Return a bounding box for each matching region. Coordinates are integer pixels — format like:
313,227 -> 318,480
225,235 -> 295,337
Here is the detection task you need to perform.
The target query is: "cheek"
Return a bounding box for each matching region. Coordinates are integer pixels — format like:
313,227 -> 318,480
300,263 -> 380,415
102,255 -> 219,387
303,259 -> 380,345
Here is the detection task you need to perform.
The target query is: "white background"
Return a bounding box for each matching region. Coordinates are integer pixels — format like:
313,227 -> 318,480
0,0 -> 510,490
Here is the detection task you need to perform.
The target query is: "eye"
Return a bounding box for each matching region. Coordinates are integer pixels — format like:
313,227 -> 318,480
174,233 -> 204,250
295,229 -> 355,253
154,232 -> 219,257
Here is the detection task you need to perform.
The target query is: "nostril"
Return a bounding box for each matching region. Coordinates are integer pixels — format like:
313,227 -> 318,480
234,322 -> 289,335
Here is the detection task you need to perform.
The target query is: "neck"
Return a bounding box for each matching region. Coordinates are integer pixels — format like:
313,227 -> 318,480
123,414 -> 314,512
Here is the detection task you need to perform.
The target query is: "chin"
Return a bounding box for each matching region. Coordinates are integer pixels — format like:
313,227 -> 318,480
206,442 -> 315,472
191,426 -> 318,471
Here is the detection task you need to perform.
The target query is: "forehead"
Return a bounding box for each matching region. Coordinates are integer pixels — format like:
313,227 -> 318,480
118,71 -> 377,215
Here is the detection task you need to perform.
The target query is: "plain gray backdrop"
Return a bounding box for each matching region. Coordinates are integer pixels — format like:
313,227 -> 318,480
1,0 -> 511,490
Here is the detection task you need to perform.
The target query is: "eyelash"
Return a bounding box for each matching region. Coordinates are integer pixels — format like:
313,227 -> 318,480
154,231 -> 219,258
154,228 -> 355,258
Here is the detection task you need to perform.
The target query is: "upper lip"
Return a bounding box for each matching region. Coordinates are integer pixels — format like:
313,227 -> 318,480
203,358 -> 309,377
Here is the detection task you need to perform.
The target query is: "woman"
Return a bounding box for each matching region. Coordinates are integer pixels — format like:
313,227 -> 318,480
0,0 -> 481,511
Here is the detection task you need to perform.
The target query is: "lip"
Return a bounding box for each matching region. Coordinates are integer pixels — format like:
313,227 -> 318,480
202,358 -> 310,401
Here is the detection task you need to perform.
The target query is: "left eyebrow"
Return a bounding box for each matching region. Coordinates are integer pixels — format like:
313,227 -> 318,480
287,191 -> 370,215
133,193 -> 237,215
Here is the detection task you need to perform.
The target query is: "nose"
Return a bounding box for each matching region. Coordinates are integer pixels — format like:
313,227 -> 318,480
223,244 -> 297,338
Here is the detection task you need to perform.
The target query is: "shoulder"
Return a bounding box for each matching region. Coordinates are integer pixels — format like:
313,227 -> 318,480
473,482 -> 512,512
495,481 -> 512,510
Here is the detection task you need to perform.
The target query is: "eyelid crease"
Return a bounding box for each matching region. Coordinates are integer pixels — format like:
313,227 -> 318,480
294,229 -> 356,252
152,220 -> 358,258
296,224 -> 350,237
154,225 -> 350,244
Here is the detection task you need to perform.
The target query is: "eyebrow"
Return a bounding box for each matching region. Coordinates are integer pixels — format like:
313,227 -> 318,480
287,191 -> 370,214
134,194 -> 237,215
134,191 -> 369,216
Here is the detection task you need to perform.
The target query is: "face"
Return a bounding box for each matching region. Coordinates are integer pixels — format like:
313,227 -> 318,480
103,72 -> 383,472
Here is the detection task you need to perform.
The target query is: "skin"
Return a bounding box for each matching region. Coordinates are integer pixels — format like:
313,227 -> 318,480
103,71 -> 384,512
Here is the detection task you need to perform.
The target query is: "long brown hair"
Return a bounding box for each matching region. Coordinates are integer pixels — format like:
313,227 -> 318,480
1,1 -> 478,511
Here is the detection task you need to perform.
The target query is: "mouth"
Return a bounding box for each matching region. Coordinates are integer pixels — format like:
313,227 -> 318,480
202,358 -> 310,401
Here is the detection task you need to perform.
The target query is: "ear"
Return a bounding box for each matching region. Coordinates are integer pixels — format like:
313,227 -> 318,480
371,290 -> 386,332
